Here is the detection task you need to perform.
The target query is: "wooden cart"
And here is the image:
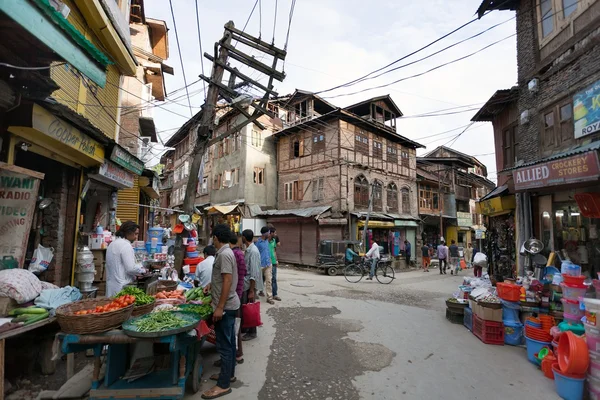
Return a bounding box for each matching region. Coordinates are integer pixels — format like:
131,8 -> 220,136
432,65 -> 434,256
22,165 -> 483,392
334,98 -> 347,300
59,329 -> 205,400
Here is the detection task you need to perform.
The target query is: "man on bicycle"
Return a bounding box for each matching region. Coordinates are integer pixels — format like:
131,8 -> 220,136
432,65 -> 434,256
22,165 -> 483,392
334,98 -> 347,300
365,241 -> 380,280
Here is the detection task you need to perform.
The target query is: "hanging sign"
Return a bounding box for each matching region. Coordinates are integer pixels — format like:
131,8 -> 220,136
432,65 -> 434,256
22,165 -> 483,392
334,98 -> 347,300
0,164 -> 43,267
574,79 -> 600,139
109,145 -> 144,175
90,160 -> 135,189
513,151 -> 600,191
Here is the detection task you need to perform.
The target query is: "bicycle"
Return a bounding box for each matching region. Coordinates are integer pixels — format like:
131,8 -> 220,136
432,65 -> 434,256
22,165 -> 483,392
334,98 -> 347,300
344,258 -> 395,284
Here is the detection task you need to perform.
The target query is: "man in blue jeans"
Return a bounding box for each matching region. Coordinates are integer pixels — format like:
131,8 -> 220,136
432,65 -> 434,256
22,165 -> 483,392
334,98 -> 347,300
268,228 -> 282,301
365,240 -> 380,280
202,224 -> 240,400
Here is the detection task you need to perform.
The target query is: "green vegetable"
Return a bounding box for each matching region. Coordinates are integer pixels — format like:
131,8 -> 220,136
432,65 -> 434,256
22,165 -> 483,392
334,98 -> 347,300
181,304 -> 213,319
9,307 -> 47,316
11,315 -> 30,323
185,288 -> 203,301
24,311 -> 49,325
115,287 -> 155,306
132,311 -> 188,332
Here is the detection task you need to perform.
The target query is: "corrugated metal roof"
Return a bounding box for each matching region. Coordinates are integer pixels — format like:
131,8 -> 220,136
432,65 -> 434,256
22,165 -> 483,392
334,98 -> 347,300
262,206 -> 331,218
479,185 -> 509,201
351,212 -> 392,220
501,141 -> 600,172
386,213 -> 420,221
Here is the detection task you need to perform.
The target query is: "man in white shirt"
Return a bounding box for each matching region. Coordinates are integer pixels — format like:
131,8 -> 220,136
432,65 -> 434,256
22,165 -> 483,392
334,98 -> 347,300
105,221 -> 146,297
366,241 -> 381,280
195,245 -> 216,288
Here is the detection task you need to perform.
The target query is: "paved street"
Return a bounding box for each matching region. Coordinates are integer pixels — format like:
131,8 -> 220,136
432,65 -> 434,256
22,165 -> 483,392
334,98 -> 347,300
190,266 -> 559,400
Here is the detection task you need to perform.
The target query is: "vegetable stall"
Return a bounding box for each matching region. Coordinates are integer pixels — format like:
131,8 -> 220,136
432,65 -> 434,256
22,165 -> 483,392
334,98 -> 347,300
56,287 -> 213,399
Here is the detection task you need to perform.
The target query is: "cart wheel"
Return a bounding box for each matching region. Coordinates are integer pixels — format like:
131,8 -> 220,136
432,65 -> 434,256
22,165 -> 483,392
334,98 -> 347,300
186,353 -> 203,394
326,266 -> 338,276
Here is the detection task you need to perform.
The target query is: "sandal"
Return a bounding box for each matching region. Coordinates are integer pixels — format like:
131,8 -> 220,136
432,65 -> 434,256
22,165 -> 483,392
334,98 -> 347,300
210,374 -> 236,383
201,387 -> 232,399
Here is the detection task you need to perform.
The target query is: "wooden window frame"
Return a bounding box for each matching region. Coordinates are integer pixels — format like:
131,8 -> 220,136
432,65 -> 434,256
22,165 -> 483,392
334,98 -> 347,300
387,183 -> 398,211
284,180 -> 304,201
387,143 -> 398,163
401,150 -> 410,168
312,177 -> 324,201
536,0 -> 592,48
354,175 -> 369,208
502,123 -> 518,169
290,136 -> 305,158
401,188 -> 410,214
373,141 -> 383,159
312,133 -> 325,152
355,131 -> 369,155
251,130 -> 262,147
541,99 -> 574,152
253,167 -> 264,185
372,180 -> 383,211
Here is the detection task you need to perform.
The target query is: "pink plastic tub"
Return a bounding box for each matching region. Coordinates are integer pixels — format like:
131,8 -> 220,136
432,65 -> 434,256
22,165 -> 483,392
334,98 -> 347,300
562,298 -> 584,317
587,325 -> 600,354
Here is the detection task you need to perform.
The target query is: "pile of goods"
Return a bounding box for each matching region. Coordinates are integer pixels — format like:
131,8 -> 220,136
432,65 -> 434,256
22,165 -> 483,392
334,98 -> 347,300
185,287 -> 211,303
445,297 -> 468,324
154,290 -> 186,302
8,306 -> 49,325
115,287 -> 154,306
72,295 -> 135,315
131,311 -> 189,333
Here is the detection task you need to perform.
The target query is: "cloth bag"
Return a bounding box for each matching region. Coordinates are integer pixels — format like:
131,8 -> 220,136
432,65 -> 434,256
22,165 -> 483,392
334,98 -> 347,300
29,245 -> 54,274
241,302 -> 262,329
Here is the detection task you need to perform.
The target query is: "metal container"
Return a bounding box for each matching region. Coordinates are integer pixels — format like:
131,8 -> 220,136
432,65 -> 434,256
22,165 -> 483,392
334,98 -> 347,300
77,246 -> 94,272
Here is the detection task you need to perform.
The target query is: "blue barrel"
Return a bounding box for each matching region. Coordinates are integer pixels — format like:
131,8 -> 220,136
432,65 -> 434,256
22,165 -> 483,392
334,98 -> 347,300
504,320 -> 524,345
502,300 -> 520,323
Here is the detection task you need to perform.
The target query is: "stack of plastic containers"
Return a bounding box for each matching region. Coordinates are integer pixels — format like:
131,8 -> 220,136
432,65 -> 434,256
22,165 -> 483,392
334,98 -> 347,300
502,299 -> 523,345
183,239 -> 201,279
584,298 -> 600,399
561,262 -> 586,328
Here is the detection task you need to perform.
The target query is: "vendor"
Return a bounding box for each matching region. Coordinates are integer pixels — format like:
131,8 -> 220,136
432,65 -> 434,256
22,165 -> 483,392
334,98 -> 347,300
105,221 -> 146,296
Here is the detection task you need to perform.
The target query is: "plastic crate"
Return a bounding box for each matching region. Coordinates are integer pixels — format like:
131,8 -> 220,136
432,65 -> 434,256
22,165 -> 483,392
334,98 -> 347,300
446,308 -> 464,324
463,306 -> 473,331
472,314 -> 504,345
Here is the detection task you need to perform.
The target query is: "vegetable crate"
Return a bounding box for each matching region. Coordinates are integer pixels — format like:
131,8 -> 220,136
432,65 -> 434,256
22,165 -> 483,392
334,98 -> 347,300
463,306 -> 473,331
445,308 -> 464,324
472,314 -> 504,345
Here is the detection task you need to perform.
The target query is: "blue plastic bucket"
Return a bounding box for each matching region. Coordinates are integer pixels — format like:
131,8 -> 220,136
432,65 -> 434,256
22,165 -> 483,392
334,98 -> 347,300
187,251 -> 199,258
502,300 -> 520,323
525,335 -> 551,365
504,320 -> 523,345
552,365 -> 584,400
147,227 -> 164,241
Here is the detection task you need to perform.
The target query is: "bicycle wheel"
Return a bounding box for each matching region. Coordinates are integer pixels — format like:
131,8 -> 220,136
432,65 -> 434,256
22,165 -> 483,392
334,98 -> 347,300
344,264 -> 364,283
375,264 -> 395,284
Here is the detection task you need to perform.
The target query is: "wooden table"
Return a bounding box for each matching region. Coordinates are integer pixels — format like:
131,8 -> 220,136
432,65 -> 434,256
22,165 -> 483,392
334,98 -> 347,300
0,317 -> 57,400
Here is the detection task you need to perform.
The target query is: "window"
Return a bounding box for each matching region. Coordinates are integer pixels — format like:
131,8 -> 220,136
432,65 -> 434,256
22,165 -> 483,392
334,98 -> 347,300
355,131 -> 369,154
503,124 -> 518,169
540,0 -> 554,37
401,150 -> 410,168
284,181 -> 304,201
387,182 -> 398,211
223,138 -> 230,155
312,133 -> 325,152
401,188 -> 410,214
213,175 -> 219,191
562,0 -> 577,17
541,100 -> 574,152
253,167 -> 264,185
354,175 -> 369,208
372,180 -> 382,211
201,177 -> 208,194
291,136 -> 305,158
252,130 -> 262,147
312,177 -> 324,201
387,144 -> 398,163
373,141 -> 383,158
217,142 -> 224,158
183,160 -> 189,178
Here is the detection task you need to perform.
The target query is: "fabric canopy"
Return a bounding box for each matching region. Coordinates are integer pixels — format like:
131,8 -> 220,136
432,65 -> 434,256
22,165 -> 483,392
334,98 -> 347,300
208,204 -> 238,215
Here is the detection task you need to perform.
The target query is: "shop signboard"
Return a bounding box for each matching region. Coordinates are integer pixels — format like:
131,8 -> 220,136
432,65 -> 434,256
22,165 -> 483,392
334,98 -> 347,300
0,164 -> 42,267
513,151 -> 600,191
475,229 -> 485,240
457,212 -> 472,227
110,146 -> 144,175
574,79 -> 600,139
92,161 -> 135,189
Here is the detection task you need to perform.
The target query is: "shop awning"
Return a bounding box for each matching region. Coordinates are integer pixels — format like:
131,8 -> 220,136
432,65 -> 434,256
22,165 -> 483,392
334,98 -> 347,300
394,220 -> 418,227
358,220 -> 396,228
209,204 -> 238,215
259,206 -> 331,218
476,195 -> 516,216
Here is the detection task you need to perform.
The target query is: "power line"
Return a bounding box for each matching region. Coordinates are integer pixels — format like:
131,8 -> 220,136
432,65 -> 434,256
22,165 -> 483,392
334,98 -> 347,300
194,0 -> 207,100
272,0 -> 278,44
168,0 -> 194,117
258,0 -> 262,39
283,0 -> 296,52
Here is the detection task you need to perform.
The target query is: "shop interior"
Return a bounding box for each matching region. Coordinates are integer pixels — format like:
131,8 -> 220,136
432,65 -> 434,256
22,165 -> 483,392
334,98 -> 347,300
80,181 -> 115,235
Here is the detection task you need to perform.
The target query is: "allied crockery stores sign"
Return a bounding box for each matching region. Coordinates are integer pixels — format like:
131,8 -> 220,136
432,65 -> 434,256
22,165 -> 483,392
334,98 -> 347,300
513,151 -> 600,191
110,146 -> 144,175
0,164 -> 42,267
574,79 -> 600,139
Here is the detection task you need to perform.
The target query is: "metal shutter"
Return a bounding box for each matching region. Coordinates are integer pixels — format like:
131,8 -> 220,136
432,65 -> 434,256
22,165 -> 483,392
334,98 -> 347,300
117,175 -> 140,224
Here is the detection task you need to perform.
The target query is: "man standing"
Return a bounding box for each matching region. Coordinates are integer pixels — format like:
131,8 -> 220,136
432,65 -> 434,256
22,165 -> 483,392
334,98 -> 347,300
241,229 -> 261,341
421,243 -> 430,272
437,241 -> 448,275
464,243 -> 474,269
202,224 -> 240,400
404,240 -> 412,267
195,246 -> 215,288
365,240 -> 380,280
449,240 -> 460,275
269,228 -> 282,302
255,226 -> 274,304
229,233 -> 246,364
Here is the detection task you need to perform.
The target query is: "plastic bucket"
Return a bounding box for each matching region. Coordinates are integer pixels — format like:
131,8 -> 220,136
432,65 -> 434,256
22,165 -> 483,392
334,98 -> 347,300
504,320 -> 523,346
147,227 -> 164,241
525,335 -> 551,365
586,324 -> 600,353
562,298 -> 585,317
552,363 -> 585,400
558,331 -> 590,375
562,283 -> 587,301
584,298 -> 600,328
502,300 -> 520,323
186,251 -> 199,258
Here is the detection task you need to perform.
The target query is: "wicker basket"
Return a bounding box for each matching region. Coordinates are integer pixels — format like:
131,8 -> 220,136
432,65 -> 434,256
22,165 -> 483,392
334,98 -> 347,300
478,301 -> 502,310
157,280 -> 178,292
56,298 -> 134,334
131,301 -> 155,317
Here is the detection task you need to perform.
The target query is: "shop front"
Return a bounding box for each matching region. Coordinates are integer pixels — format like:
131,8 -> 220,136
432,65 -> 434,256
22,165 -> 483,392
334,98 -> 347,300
206,201 -> 244,237
112,145 -> 145,226
353,212 -> 418,260
513,147 -> 600,277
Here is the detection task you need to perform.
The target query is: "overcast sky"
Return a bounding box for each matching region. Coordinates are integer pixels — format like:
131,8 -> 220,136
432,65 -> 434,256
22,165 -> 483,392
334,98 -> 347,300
144,0 -> 517,182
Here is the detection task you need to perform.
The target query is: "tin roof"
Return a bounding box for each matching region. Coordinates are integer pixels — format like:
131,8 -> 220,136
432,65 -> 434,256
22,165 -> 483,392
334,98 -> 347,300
260,206 -> 331,218
501,141 -> 600,172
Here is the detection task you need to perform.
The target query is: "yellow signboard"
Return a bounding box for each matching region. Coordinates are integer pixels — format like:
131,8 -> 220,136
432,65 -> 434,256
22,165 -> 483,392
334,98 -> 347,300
476,195 -> 516,216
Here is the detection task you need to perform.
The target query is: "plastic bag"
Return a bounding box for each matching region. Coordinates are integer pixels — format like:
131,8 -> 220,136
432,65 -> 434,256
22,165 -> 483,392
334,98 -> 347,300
460,259 -> 467,270
29,245 -> 54,274
234,317 -> 241,350
473,252 -> 488,266
241,302 -> 262,329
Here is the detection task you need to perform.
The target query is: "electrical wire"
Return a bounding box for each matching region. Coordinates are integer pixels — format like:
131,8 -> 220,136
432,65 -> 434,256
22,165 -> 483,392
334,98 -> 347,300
168,0 -> 194,117
194,0 -> 207,100
283,0 -> 296,53
0,62 -> 66,70
258,0 -> 262,39
272,0 -> 278,44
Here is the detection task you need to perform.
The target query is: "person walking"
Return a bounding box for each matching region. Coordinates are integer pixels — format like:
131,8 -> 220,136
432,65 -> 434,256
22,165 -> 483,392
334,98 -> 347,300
255,226 -> 274,304
241,229 -> 261,341
229,233 -> 246,365
268,228 -> 281,301
437,241 -> 448,275
404,240 -> 412,267
449,240 -> 460,275
202,224 -> 240,400
105,221 -> 146,297
421,243 -> 430,272
365,241 -> 380,280
464,243 -> 474,269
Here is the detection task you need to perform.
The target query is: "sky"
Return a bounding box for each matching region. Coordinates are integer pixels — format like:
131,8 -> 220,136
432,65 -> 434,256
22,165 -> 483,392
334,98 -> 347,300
143,0 -> 518,182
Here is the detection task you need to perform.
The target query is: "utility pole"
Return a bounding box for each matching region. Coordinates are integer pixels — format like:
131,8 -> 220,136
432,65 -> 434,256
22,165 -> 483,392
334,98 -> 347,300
438,166 -> 443,242
181,21 -> 287,214
362,182 -> 375,253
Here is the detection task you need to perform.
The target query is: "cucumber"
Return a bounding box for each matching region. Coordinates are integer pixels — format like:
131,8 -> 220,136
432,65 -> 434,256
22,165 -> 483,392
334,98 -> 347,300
12,307 -> 47,315
24,311 -> 49,325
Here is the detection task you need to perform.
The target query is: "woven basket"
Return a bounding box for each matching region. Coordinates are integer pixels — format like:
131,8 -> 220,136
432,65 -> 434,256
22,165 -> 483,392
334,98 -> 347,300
56,298 -> 134,334
478,301 -> 502,310
157,280 -> 178,292
132,301 -> 155,317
